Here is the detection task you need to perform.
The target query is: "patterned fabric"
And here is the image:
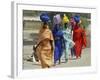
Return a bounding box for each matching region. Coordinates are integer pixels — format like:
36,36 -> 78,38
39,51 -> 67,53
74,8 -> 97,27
63,28 -> 75,60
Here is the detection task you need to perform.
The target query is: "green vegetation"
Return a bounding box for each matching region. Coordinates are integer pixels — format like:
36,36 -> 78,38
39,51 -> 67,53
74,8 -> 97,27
80,17 -> 90,29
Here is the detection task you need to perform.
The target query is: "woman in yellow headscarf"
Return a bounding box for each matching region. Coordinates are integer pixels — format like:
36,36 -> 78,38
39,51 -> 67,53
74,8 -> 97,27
62,14 -> 75,62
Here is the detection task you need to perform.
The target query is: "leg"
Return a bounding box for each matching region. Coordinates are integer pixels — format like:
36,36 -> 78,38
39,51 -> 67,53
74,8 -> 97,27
59,59 -> 61,64
71,47 -> 76,59
65,44 -> 69,62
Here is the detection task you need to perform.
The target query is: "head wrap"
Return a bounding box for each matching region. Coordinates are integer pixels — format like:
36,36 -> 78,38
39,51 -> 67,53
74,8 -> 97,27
74,15 -> 80,23
53,14 -> 61,24
63,14 -> 69,24
40,13 -> 50,23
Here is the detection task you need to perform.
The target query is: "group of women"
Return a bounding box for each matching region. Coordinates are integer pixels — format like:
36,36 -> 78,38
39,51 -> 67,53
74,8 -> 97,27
33,13 -> 87,68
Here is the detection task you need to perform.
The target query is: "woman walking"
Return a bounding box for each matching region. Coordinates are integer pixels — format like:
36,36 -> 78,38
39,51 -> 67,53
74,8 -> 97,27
52,14 -> 64,65
62,14 -> 75,62
73,15 -> 87,59
36,13 -> 54,68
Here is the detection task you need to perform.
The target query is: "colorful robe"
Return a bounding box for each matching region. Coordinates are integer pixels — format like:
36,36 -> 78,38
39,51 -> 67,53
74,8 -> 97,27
36,26 -> 54,68
52,24 -> 64,64
73,25 -> 87,58
63,28 -> 75,60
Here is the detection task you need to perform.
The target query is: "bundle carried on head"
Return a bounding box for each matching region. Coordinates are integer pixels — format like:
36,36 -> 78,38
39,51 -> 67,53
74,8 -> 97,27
40,12 -> 50,23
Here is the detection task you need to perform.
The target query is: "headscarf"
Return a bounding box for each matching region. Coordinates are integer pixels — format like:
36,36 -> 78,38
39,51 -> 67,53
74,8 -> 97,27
40,13 -> 50,23
73,15 -> 80,23
63,14 -> 69,24
53,14 -> 61,25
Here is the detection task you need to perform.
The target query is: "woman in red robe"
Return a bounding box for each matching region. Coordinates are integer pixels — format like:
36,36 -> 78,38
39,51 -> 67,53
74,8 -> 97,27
73,15 -> 87,59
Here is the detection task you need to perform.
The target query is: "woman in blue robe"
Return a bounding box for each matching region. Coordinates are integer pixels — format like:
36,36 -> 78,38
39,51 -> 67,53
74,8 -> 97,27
52,14 -> 64,65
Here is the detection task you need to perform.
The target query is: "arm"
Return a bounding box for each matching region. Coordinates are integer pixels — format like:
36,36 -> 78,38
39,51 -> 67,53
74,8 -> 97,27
53,25 -> 63,37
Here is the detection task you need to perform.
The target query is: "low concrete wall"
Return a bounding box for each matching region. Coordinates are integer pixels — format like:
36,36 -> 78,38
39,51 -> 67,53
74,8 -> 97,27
23,21 -> 42,30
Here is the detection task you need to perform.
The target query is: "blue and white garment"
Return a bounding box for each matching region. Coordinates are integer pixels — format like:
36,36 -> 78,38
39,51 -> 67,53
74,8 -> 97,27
63,27 -> 75,60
